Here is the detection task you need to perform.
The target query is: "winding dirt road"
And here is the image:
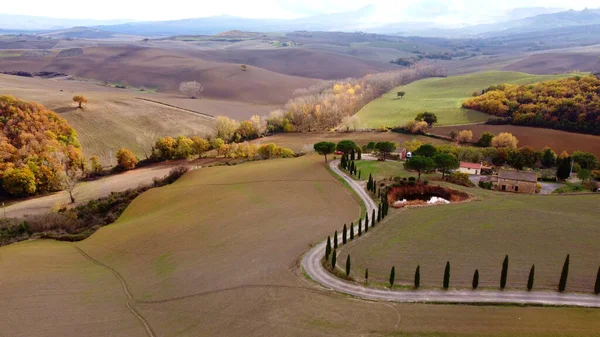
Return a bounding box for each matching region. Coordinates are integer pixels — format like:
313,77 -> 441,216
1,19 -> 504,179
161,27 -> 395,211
301,159 -> 600,308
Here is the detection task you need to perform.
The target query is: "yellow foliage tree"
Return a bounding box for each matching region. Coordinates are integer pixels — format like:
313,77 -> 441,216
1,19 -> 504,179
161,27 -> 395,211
72,95 -> 88,109
491,132 -> 518,148
116,148 -> 138,171
2,167 -> 37,196
457,130 -> 473,143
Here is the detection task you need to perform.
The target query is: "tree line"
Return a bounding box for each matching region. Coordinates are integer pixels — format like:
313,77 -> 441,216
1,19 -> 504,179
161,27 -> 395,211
462,75 -> 600,135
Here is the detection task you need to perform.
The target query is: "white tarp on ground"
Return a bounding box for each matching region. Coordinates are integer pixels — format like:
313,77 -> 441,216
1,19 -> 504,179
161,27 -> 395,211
427,196 -> 450,204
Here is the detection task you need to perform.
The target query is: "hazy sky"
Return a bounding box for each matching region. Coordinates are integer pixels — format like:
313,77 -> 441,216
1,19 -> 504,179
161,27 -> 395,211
2,0 -> 599,22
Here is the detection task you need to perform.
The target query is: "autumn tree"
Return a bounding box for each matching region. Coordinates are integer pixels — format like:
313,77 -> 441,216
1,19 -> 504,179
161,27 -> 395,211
116,148 -> 138,171
191,137 -> 211,156
89,155 -> 103,174
313,142 -> 336,163
456,130 -> 473,143
215,116 -> 240,143
72,95 -> 88,109
491,133 -> 518,148
2,167 -> 37,196
62,167 -> 83,203
179,81 -> 204,99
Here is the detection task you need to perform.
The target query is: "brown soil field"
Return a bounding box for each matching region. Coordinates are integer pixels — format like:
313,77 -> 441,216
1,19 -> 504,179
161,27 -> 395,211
432,124 -> 600,157
504,51 -> 600,74
0,46 -> 320,104
1,156 -> 600,336
192,48 -> 397,80
256,132 -> 448,153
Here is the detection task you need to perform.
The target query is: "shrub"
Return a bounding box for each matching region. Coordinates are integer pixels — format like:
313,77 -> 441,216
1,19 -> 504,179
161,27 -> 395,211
116,148 -> 138,171
447,172 -> 474,187
491,133 -> 518,148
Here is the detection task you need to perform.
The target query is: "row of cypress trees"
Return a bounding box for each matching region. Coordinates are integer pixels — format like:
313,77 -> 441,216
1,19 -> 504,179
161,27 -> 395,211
383,254 -> 600,293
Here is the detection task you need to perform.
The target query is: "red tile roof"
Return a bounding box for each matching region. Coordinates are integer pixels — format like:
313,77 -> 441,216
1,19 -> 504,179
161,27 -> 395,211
460,162 -> 482,169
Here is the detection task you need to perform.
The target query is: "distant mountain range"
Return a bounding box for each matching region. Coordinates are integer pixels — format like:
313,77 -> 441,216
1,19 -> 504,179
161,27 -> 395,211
1,7 -> 599,39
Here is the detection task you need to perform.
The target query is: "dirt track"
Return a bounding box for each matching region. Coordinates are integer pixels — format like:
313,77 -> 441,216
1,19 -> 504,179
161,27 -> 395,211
301,159 -> 600,307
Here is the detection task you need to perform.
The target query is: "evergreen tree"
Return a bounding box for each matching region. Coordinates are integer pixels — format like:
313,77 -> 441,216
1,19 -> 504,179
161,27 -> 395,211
390,266 -> 396,287
500,255 -> 509,290
443,261 -> 450,289
559,254 -> 570,292
377,203 -> 382,222
367,174 -> 373,191
371,209 -> 376,227
527,265 -> 535,291
346,254 -> 351,277
414,265 -> 421,288
357,148 -> 362,160
331,249 -> 337,269
365,213 -> 369,228
364,215 -> 369,233
365,268 -> 369,282
358,170 -> 361,180
351,148 -> 356,161
358,218 -> 362,236
334,230 -> 338,249
472,269 -> 479,289
325,236 -> 331,260
373,180 -> 376,193
594,266 -> 600,294
343,224 -> 347,244
556,156 -> 572,181
350,221 -> 354,240
341,153 -> 347,169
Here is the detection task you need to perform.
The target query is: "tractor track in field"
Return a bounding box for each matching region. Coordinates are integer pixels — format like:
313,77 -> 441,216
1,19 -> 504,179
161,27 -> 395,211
300,159 -> 600,308
74,246 -> 157,337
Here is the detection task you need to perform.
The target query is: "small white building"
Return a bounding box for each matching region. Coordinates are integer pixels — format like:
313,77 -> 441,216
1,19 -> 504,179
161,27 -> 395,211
458,162 -> 483,175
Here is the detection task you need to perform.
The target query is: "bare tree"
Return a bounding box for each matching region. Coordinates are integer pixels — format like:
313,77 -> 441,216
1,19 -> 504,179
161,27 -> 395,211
179,81 -> 204,99
136,130 -> 158,159
62,168 -> 83,204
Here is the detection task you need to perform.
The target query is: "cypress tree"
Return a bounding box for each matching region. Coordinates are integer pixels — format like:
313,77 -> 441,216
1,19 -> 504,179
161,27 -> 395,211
377,203 -> 382,222
358,170 -> 361,180
350,221 -> 354,240
527,265 -> 535,291
325,236 -> 331,260
365,215 -> 369,233
342,224 -> 347,244
559,254 -> 570,292
365,268 -> 369,282
414,265 -> 421,288
358,148 -> 362,160
367,174 -> 373,191
331,249 -> 337,269
371,209 -> 376,228
351,148 -> 355,161
341,153 -> 346,169
346,254 -> 351,277
334,230 -> 338,249
594,266 -> 600,294
390,266 -> 396,287
358,218 -> 362,236
365,212 -> 369,227
443,261 -> 450,289
500,255 -> 509,290
373,180 -> 376,193
472,269 -> 479,289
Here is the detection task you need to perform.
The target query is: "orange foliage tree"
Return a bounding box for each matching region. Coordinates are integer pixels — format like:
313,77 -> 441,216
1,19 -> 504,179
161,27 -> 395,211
0,95 -> 83,196
116,148 -> 138,171
73,95 -> 88,109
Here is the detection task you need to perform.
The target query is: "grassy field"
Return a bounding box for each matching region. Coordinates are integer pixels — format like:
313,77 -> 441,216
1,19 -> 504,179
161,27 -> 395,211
354,160 -> 438,181
339,185 -> 600,292
356,71 -> 575,128
431,124 -> 600,157
1,155 -> 600,336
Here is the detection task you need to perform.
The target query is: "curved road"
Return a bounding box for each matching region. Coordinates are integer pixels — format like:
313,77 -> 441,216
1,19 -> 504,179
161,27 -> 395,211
301,159 -> 600,308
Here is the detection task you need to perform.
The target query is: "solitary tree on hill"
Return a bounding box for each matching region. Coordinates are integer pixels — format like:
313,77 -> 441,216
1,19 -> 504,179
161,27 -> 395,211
346,255 -> 351,277
397,91 -> 405,98
559,254 -> 570,292
414,265 -> 421,288
179,81 -> 204,99
472,269 -> 479,289
527,265 -> 535,291
390,266 -> 396,287
313,142 -> 336,163
443,262 -> 451,289
342,224 -> 347,244
500,255 -> 509,290
72,95 -> 88,109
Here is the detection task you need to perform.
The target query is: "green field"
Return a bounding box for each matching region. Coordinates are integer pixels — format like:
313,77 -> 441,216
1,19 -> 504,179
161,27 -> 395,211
354,159 -> 438,181
357,71 -> 575,128
338,185 -> 600,292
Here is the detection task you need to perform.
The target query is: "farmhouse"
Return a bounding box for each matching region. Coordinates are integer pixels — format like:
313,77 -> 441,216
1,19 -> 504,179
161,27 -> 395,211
458,162 -> 482,175
491,169 -> 538,194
